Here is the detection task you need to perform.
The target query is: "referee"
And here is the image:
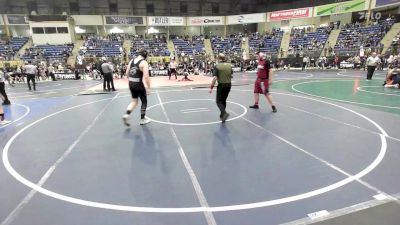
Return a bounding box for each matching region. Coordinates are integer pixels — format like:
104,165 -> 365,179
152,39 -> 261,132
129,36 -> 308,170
209,53 -> 233,123
24,61 -> 37,91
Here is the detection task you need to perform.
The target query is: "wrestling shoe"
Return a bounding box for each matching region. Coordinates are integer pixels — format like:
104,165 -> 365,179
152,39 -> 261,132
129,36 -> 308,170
139,118 -> 151,125
122,114 -> 130,127
0,120 -> 12,125
221,113 -> 230,123
249,104 -> 259,109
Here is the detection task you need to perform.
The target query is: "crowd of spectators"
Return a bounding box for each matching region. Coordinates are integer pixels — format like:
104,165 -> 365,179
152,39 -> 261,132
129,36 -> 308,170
172,35 -> 206,56
79,35 -> 124,58
249,28 -> 284,56
288,26 -> 331,56
210,34 -> 242,57
0,37 -> 29,60
387,31 -> 400,55
131,35 -> 169,57
20,43 -> 74,63
334,19 -> 394,55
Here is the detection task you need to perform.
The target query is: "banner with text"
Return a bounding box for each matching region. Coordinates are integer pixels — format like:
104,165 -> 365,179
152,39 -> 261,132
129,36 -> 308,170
6,15 -> 28,25
268,8 -> 311,21
376,0 -> 400,7
315,0 -> 366,17
104,16 -> 145,25
227,13 -> 265,25
147,17 -> 185,26
187,16 -> 225,26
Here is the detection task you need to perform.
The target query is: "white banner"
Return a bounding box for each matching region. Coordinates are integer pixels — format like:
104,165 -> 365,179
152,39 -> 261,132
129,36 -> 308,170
188,16 -> 225,26
72,15 -> 103,25
148,17 -> 185,26
232,67 -> 242,72
227,13 -> 265,25
150,70 -> 168,76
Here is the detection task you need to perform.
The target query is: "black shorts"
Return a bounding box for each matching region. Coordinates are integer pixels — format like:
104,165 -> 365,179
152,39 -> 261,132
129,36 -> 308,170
129,81 -> 146,98
393,75 -> 400,84
170,68 -> 176,74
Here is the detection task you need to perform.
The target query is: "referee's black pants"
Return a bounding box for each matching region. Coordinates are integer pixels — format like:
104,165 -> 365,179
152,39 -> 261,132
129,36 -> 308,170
27,74 -> 36,91
103,73 -> 115,91
216,83 -> 231,118
367,66 -> 376,80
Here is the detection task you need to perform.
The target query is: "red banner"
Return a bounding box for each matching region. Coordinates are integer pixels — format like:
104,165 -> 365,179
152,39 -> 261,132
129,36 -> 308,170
269,8 -> 310,21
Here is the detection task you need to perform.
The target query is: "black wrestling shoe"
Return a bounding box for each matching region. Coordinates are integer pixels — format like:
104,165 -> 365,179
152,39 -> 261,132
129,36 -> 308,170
249,104 -> 259,109
272,105 -> 277,113
221,113 -> 230,123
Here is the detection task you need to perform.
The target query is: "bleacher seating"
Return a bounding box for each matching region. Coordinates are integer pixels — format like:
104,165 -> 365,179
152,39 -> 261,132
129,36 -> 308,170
249,29 -> 284,55
80,38 -> 123,57
173,36 -> 205,56
21,44 -> 73,61
211,35 -> 242,56
131,39 -> 170,57
289,27 -> 330,53
334,20 -> 394,55
0,37 -> 29,60
387,31 -> 399,54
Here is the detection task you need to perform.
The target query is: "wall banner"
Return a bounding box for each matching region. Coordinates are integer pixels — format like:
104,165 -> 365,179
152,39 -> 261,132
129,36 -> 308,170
268,8 -> 311,21
147,17 -> 185,26
227,13 -> 265,25
104,16 -> 145,25
187,16 -> 225,26
315,0 -> 366,17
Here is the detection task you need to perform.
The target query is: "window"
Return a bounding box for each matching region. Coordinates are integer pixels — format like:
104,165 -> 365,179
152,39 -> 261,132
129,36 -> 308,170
32,27 -> 44,34
44,27 -> 57,34
57,27 -> 69,33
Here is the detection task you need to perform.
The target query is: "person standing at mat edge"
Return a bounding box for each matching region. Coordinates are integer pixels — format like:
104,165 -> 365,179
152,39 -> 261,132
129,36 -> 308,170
0,71 -> 11,125
0,68 -> 11,105
24,61 -> 37,91
101,58 -> 116,92
366,52 -> 379,81
209,53 -> 232,123
250,52 -> 277,113
122,49 -> 151,126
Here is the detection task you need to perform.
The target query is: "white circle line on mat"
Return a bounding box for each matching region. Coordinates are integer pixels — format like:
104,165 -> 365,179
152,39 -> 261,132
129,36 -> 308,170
146,99 -> 247,126
2,90 -> 388,213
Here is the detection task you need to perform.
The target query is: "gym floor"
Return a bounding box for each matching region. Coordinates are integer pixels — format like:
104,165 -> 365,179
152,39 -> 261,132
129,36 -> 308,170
1,70 -> 399,225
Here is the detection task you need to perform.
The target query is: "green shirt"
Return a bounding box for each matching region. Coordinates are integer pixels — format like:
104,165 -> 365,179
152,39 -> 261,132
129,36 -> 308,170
213,63 -> 233,84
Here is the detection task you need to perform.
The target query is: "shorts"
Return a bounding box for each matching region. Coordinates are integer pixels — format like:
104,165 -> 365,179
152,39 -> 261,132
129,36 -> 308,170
254,79 -> 269,94
129,82 -> 146,98
170,68 -> 176,74
393,75 -> 400,85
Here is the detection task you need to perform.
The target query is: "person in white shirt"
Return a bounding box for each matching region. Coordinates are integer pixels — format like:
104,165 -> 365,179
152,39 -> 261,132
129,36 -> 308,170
0,69 -> 11,105
57,64 -> 64,71
169,60 -> 177,80
0,70 -> 11,125
23,61 -> 38,91
101,59 -> 116,91
48,64 -> 56,81
302,56 -> 309,71
366,52 -> 379,80
388,55 -> 394,69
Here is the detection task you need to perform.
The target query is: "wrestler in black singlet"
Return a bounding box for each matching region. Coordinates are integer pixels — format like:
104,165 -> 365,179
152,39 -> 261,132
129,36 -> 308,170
128,58 -> 147,119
